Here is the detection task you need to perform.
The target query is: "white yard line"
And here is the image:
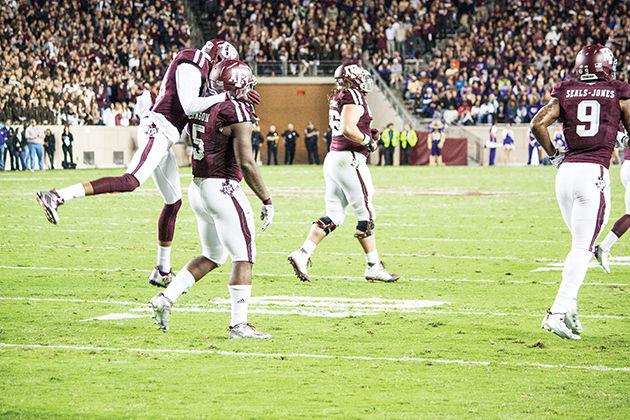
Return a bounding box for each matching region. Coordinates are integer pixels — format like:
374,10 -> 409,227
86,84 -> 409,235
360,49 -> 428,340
0,342 -> 627,372
0,296 -> 625,319
0,265 -> 627,288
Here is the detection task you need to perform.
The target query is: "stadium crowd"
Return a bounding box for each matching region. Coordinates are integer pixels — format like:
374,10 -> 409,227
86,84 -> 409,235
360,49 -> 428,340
0,0 -> 189,126
0,0 -> 628,127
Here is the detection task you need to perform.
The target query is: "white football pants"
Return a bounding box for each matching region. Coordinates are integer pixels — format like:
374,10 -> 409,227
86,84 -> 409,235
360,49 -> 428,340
323,150 -> 375,226
551,162 -> 610,313
126,112 -> 182,204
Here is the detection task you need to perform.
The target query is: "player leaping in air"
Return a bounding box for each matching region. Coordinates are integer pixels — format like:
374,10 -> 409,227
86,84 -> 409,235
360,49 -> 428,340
531,44 -> 630,340
36,40 -> 260,289
593,124 -> 630,272
287,62 -> 399,283
149,60 -> 274,338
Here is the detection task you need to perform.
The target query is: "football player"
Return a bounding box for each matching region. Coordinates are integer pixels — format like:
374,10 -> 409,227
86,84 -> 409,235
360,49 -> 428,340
288,62 -> 399,283
531,44 -> 630,340
36,40 -> 260,288
150,60 -> 274,338
594,124 -> 630,272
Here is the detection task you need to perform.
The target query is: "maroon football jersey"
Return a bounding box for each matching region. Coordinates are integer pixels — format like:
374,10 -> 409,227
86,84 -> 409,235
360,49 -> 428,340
329,88 -> 373,157
552,78 -> 630,168
189,100 -> 256,181
152,49 -> 211,133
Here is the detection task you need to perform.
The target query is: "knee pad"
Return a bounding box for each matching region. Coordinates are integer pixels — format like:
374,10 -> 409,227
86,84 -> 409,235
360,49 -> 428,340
354,220 -> 375,239
314,216 -> 337,235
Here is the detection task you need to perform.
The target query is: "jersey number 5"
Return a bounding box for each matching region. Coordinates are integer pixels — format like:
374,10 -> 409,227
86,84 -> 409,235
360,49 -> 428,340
576,100 -> 600,137
329,109 -> 342,137
191,123 -> 205,160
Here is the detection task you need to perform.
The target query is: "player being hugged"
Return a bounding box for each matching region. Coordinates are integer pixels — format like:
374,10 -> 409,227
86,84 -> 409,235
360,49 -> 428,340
531,44 -> 630,340
36,40 -> 260,289
288,62 -> 399,283
150,60 -> 273,339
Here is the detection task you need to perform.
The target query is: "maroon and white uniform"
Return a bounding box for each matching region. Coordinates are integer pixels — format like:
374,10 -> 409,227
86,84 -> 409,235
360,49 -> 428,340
324,88 -> 375,225
126,48 -> 225,205
618,122 -> 630,213
187,100 -> 257,264
553,78 -> 630,256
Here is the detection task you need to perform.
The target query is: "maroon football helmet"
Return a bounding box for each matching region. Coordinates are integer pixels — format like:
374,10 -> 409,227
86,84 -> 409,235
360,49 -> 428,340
202,39 -> 239,67
573,44 -> 617,81
209,59 -> 257,96
334,62 -> 374,93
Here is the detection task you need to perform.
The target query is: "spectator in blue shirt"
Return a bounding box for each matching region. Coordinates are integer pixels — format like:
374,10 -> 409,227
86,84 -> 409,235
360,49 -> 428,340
0,121 -> 7,171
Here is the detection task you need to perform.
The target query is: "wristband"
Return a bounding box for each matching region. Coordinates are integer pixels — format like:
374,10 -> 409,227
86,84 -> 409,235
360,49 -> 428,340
262,198 -> 272,205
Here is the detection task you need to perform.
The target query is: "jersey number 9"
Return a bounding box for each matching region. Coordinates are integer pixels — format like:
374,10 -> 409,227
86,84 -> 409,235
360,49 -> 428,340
576,100 -> 601,137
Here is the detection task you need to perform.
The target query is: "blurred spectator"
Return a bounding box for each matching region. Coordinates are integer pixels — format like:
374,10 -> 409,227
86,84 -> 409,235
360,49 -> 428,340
486,124 -> 499,166
376,130 -> 385,166
44,129 -> 56,170
0,121 -> 7,171
380,123 -> 398,166
324,127 -> 332,151
428,119 -> 445,166
251,124 -> 263,164
266,125 -> 279,165
399,124 -> 417,165
304,122 -> 320,165
283,123 -> 299,165
25,119 -> 44,170
61,125 -> 74,167
502,124 -> 515,166
16,126 -> 29,171
527,130 -> 542,166
5,120 -> 19,171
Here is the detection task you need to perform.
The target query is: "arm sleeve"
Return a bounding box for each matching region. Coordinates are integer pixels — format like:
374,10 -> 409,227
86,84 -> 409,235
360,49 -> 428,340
175,63 -> 227,115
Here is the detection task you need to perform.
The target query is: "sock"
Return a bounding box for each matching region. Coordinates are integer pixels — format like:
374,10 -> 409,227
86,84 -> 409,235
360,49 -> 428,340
600,231 -> 619,252
157,245 -> 172,274
162,269 -> 195,303
365,250 -> 379,265
301,239 -> 317,256
550,248 -> 591,313
56,183 -> 85,202
229,284 -> 252,327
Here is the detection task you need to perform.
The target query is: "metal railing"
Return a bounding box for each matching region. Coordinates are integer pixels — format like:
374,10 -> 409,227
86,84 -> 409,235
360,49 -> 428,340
248,60 -> 342,77
362,60 -> 419,129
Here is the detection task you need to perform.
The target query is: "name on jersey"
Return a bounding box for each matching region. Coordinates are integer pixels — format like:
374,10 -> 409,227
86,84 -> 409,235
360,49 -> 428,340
190,112 -> 209,122
565,89 -> 615,99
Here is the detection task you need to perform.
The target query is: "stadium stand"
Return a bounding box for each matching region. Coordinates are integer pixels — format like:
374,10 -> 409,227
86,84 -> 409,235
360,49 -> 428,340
0,0 -> 189,126
0,0 -> 628,128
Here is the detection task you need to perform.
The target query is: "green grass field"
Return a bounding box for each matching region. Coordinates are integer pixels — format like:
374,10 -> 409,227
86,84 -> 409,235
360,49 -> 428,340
1,165 -> 630,418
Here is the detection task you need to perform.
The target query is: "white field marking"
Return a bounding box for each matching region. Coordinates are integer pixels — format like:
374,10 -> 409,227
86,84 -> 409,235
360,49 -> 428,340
0,342 -> 628,372
0,266 -> 627,288
532,257 -> 630,272
81,313 -> 147,322
1,296 -> 626,320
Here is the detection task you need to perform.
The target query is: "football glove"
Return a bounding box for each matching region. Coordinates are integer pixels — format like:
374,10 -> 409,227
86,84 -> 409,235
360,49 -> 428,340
227,89 -> 261,105
616,130 -> 629,149
362,133 -> 378,152
260,200 -> 274,231
370,128 -> 380,141
549,150 -> 565,169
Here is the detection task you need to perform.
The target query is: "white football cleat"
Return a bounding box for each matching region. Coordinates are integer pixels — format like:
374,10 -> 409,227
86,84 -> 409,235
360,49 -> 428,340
541,311 -> 581,340
36,190 -> 63,224
593,245 -> 611,273
148,267 -> 174,288
149,293 -> 172,332
228,323 -> 272,339
288,249 -> 310,282
564,310 -> 584,335
365,262 -> 400,283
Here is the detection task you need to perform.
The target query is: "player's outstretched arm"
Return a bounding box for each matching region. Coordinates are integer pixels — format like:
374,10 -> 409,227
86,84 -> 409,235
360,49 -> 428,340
530,98 -> 561,156
176,63 -> 228,115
